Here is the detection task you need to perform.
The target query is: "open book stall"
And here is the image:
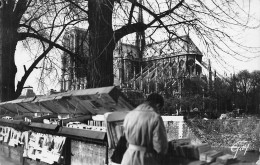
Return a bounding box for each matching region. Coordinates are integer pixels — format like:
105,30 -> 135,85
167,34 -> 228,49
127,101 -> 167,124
1,86 -> 254,165
0,86 -> 133,165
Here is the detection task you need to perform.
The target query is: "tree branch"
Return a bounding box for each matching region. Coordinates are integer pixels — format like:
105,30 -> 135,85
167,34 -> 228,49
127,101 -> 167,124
128,1 -> 136,25
65,0 -> 88,14
114,22 -> 148,43
116,0 -> 185,42
128,0 -> 184,33
18,32 -> 82,60
15,46 -> 53,98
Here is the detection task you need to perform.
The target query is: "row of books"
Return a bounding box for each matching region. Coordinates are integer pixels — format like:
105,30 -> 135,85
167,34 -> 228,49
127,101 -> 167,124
168,139 -> 237,164
66,121 -> 106,132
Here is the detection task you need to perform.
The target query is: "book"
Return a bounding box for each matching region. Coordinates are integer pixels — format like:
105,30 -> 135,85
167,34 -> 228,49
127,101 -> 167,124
206,150 -> 223,163
200,149 -> 223,162
192,143 -> 211,160
216,154 -> 236,165
169,138 -> 191,157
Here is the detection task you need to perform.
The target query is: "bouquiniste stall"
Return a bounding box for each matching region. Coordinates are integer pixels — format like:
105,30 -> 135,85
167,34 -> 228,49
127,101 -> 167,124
1,86 -> 252,165
0,86 -> 134,165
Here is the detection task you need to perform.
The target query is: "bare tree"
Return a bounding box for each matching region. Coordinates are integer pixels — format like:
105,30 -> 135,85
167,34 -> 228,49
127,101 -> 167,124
251,70 -> 260,113
236,70 -> 253,112
0,0 -> 87,101
0,0 -> 257,101
78,0 -> 258,88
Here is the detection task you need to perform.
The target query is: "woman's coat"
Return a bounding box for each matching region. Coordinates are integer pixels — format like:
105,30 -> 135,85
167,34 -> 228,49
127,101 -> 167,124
121,103 -> 168,165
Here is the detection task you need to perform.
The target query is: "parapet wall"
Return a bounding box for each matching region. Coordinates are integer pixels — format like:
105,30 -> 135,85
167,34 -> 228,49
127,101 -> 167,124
163,116 -> 201,144
165,117 -> 260,151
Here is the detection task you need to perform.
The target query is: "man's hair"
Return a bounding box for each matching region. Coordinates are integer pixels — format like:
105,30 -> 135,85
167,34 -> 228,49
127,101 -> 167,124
146,93 -> 164,108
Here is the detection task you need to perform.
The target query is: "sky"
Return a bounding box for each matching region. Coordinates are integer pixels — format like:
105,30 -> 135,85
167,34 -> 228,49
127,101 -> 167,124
214,22 -> 260,74
232,27 -> 260,72
206,25 -> 260,75
194,0 -> 260,76
15,0 -> 260,95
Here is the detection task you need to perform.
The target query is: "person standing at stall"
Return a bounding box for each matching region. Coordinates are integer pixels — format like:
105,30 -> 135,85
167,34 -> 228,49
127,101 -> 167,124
121,93 -> 168,165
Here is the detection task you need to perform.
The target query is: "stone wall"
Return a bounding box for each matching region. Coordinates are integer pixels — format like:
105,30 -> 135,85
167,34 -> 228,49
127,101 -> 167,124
71,140 -> 108,165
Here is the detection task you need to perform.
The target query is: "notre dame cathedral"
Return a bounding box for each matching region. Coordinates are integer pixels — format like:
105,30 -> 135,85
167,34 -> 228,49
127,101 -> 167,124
60,27 -> 204,99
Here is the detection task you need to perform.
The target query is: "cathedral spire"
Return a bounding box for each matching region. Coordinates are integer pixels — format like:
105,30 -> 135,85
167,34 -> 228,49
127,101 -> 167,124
135,0 -> 145,60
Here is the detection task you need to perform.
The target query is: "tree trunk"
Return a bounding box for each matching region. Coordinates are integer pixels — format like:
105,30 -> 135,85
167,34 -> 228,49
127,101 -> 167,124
245,94 -> 248,113
0,4 -> 19,102
88,0 -> 115,88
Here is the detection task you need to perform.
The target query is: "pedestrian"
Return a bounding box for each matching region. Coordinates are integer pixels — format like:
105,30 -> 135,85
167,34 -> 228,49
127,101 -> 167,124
121,93 -> 168,165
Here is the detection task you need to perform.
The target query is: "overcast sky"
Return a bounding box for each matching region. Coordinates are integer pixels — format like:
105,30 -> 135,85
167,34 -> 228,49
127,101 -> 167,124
206,25 -> 260,76
197,0 -> 260,76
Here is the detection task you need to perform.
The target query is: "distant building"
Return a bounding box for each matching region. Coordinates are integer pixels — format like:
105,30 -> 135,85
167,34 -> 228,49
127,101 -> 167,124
60,27 -> 203,95
113,35 -> 203,89
60,27 -> 89,91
